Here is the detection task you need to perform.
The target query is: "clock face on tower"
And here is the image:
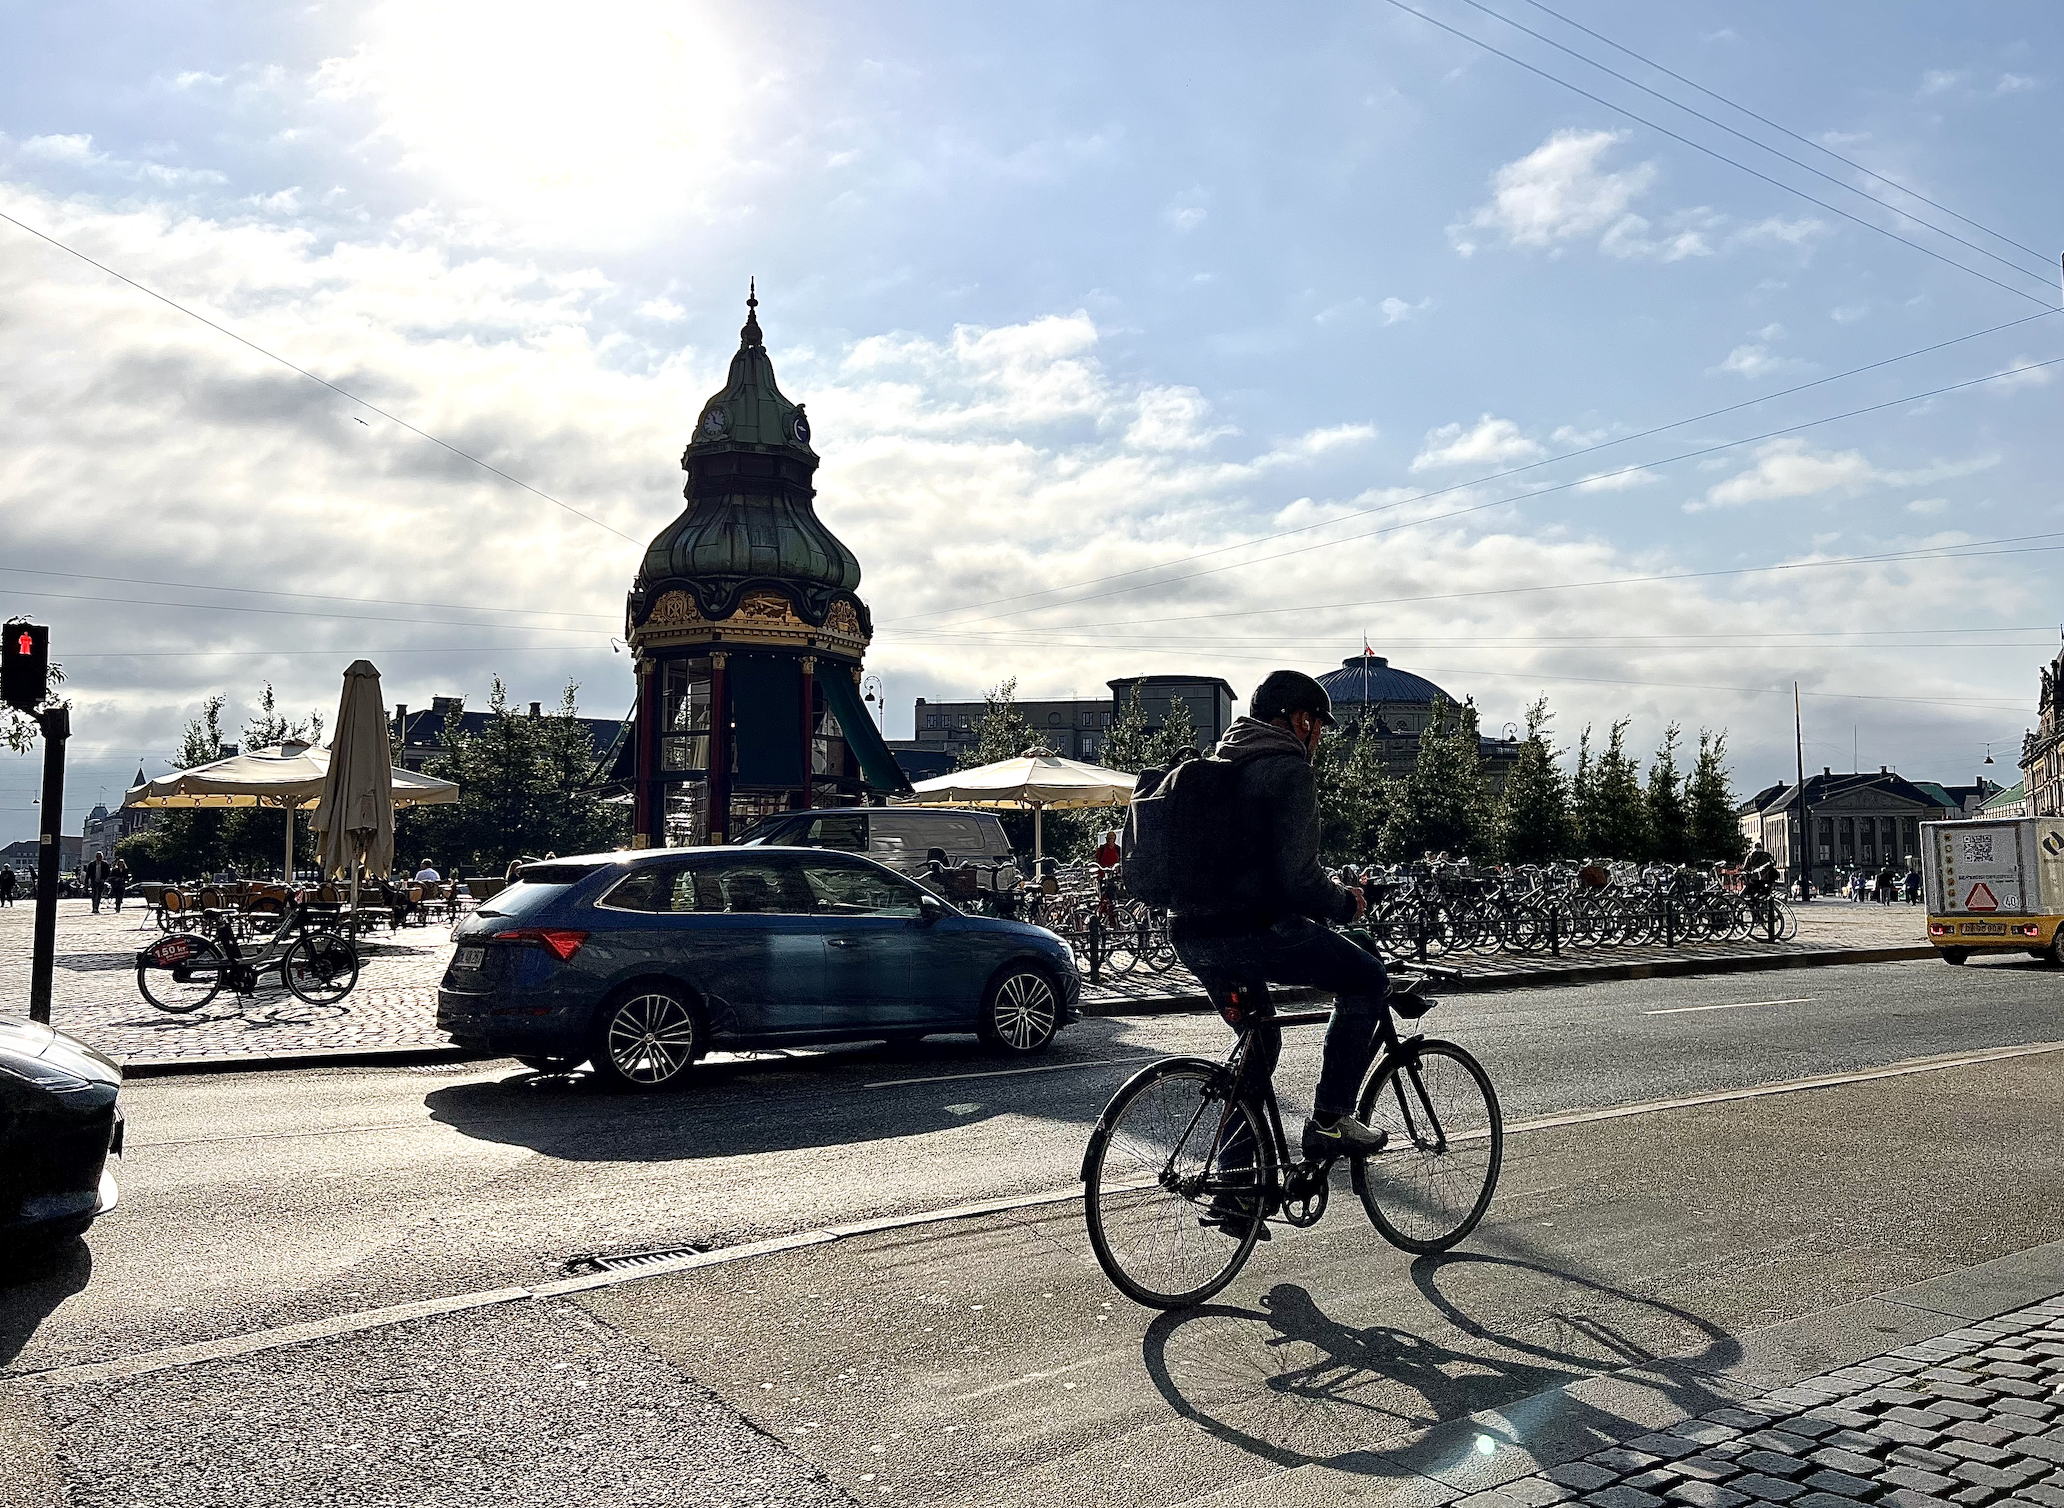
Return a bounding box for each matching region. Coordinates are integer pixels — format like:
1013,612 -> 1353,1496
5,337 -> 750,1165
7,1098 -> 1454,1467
701,406 -> 729,437
791,411 -> 811,444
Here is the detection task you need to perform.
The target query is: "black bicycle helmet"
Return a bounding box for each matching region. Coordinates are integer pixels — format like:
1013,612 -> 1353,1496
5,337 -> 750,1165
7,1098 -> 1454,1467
1249,669 -> 1337,727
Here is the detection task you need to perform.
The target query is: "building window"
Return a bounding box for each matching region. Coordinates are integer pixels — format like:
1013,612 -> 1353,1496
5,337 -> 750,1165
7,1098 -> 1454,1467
661,661 -> 712,772
926,714 -> 939,729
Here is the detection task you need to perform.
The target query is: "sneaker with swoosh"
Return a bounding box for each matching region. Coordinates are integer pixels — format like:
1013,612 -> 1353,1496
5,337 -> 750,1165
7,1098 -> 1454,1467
1301,1113 -> 1389,1161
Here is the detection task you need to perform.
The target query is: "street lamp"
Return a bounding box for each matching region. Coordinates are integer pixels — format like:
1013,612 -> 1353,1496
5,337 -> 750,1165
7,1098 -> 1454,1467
860,673 -> 885,730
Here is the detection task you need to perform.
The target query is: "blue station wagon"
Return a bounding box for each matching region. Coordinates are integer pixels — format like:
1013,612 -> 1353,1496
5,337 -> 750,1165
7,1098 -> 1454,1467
437,847 -> 1081,1089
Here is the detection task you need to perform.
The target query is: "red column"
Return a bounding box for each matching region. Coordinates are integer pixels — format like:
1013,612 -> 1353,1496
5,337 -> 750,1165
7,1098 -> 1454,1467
707,652 -> 731,844
634,658 -> 659,848
798,655 -> 816,811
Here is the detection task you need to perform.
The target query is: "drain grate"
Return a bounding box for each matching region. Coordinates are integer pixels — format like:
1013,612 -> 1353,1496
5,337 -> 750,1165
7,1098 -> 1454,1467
562,1240 -> 718,1275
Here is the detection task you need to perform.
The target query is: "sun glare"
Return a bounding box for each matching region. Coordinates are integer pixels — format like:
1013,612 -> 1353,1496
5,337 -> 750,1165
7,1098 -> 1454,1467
325,1 -> 746,232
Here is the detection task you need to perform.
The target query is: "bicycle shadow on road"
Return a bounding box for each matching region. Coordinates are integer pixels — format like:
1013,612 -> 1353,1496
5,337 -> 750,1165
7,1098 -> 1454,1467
419,1017 -> 1146,1162
1142,1248 -> 1742,1481
0,1237 -> 92,1369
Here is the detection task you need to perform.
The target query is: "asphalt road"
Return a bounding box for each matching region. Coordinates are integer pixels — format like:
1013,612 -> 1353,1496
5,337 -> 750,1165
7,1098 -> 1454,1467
5,952 -> 2058,1382
4,953 -> 2060,1506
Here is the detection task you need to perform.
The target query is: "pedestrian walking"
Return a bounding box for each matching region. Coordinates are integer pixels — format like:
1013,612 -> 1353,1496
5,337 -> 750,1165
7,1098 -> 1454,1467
83,851 -> 111,913
0,863 -> 15,907
109,857 -> 130,913
1904,866 -> 1923,905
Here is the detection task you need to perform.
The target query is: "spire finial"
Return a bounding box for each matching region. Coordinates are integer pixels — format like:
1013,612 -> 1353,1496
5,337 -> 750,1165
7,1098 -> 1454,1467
740,278 -> 763,347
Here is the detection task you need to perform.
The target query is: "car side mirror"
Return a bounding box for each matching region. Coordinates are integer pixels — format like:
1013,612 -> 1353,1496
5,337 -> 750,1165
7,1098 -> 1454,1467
918,893 -> 945,925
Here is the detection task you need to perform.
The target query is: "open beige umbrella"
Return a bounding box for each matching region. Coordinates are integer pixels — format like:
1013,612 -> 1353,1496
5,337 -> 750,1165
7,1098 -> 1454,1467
125,733 -> 456,879
309,661 -> 395,911
904,750 -> 1136,860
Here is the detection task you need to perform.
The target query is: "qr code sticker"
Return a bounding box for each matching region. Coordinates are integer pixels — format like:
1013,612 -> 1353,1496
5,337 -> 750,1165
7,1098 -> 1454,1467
1963,833 -> 1995,864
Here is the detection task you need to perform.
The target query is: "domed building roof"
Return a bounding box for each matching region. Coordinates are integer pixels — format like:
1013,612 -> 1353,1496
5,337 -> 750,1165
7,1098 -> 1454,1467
633,285 -> 862,624
1317,650 -> 1455,710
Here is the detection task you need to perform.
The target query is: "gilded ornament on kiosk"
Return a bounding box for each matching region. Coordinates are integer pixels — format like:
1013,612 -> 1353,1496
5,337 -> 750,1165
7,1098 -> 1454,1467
733,590 -> 801,626
647,591 -> 702,628
826,600 -> 862,635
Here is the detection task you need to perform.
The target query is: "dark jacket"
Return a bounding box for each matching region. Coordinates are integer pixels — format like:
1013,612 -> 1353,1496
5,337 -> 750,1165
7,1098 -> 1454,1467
1174,717 -> 1357,933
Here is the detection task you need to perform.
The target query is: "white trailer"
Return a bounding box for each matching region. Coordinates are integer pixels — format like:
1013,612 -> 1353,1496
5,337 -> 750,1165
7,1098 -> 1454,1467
1921,816 -> 2064,963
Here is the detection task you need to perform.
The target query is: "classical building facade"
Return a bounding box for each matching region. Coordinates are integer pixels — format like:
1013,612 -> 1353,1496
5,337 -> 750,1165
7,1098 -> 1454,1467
1736,768 -> 1994,881
2022,638 -> 2064,818
624,292 -> 909,847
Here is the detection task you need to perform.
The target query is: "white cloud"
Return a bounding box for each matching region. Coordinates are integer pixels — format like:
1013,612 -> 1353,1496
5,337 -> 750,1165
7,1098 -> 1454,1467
1126,385 -> 1234,451
1995,73 -> 2040,94
1380,296 -> 1431,324
1731,216 -> 1828,249
1906,497 -> 1950,515
1832,304 -> 1869,324
1576,468 -> 1660,492
1599,206 -> 1719,261
1989,357 -> 2055,392
1449,129 -> 1655,256
1693,439 -> 1876,509
637,297 -> 686,321
1920,69 -> 1968,95
1717,344 -> 1794,379
20,133 -> 102,164
1411,415 -> 1543,472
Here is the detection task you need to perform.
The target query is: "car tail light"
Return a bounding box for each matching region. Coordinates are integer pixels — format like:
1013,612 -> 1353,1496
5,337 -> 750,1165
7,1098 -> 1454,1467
1929,923 -> 1949,935
493,928 -> 590,961
2018,924 -> 2042,937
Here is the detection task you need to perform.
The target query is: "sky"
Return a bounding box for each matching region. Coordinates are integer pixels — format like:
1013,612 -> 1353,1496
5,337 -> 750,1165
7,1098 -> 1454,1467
1,0 -> 2059,845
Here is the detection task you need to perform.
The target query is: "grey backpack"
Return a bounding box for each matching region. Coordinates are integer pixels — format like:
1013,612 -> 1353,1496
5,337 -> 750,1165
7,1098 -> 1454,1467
1121,752 -> 1242,911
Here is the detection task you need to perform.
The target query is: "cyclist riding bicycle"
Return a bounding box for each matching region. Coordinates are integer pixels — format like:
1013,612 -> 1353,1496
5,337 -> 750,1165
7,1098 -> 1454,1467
1166,669 -> 1392,1169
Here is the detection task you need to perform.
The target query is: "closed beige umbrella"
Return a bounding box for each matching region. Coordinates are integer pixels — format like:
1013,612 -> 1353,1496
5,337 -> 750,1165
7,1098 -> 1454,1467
309,661 -> 395,909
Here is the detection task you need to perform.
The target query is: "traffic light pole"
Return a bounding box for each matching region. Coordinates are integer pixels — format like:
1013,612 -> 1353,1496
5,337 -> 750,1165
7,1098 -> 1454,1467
29,705 -> 68,1026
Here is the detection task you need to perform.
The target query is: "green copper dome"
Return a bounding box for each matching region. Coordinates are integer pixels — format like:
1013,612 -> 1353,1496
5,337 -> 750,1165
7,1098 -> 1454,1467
634,287 -> 863,624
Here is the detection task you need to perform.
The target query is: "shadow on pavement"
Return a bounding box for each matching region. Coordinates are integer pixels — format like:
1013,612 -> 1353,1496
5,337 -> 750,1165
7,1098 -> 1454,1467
420,1017 -> 1142,1161
0,1236 -> 93,1369
1143,1251 -> 1742,1477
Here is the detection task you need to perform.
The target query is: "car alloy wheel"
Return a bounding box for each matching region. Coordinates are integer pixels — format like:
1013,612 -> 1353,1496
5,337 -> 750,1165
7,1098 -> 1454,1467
594,989 -> 700,1089
982,968 -> 1058,1054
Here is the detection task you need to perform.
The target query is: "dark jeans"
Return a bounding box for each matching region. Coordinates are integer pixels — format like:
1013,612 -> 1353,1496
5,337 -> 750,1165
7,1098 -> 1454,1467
1171,915 -> 1390,1120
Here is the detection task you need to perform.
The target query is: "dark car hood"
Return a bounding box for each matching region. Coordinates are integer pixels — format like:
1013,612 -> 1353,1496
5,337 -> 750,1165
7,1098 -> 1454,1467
0,1017 -> 123,1085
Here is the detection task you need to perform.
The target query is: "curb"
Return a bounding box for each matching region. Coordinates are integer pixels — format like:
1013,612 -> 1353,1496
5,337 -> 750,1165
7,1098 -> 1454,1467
1083,943 -> 1935,1017
120,1044 -> 491,1079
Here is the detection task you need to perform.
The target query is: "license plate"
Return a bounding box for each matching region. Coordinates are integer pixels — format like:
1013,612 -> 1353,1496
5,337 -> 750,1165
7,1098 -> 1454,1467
1960,922 -> 2007,936
455,946 -> 486,970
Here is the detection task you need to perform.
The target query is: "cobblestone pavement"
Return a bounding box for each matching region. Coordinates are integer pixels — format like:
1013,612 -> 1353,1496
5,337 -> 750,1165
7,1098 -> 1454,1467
0,896 -> 1928,1067
1467,1295 -> 2064,1508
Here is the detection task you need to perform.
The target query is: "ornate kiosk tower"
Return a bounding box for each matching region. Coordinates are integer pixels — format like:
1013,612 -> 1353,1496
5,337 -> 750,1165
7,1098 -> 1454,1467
626,289 -> 909,847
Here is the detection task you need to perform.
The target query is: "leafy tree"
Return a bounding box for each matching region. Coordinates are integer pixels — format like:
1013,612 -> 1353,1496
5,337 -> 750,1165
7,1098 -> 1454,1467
1645,723 -> 1690,864
1381,696 -> 1491,861
1584,718 -> 1651,861
3,660 -> 65,755
242,682 -> 323,750
1686,729 -> 1748,864
953,678 -> 1036,770
1146,696 -> 1199,768
119,697 -> 234,879
1494,696 -> 1575,864
1100,685 -> 1157,774
1314,715 -> 1392,864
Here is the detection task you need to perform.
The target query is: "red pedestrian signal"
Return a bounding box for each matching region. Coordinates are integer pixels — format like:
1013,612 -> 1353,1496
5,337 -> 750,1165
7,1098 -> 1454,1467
2,620 -> 49,713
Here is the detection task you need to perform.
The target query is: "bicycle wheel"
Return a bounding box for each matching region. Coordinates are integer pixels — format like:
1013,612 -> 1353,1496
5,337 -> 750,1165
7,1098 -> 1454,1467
283,931 -> 360,1005
1352,1040 -> 1502,1255
136,935 -> 227,1013
1084,1061 -> 1268,1309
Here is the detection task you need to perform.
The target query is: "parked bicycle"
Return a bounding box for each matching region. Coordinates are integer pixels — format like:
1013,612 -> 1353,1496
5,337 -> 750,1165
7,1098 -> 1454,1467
1081,961 -> 1501,1308
135,895 -> 361,1013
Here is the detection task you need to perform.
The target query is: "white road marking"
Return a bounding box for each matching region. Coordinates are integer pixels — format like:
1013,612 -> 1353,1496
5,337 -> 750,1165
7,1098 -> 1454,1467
863,1055 -> 1157,1090
1646,997 -> 1814,1016
15,1039 -> 2060,1395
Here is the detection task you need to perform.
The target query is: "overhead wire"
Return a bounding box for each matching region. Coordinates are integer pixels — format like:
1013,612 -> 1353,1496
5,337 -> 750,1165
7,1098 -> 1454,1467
889,355 -> 2064,631
1510,0 -> 2053,264
882,309 -> 2060,630
1372,0 -> 2060,308
1447,0 -> 2056,286
892,533 -> 2064,635
0,208 -> 641,545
